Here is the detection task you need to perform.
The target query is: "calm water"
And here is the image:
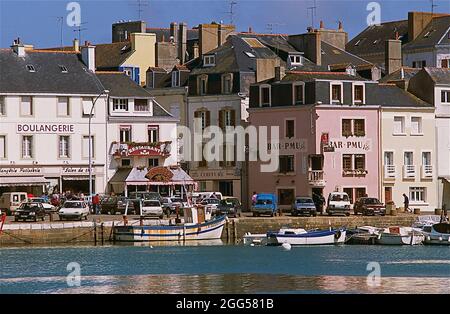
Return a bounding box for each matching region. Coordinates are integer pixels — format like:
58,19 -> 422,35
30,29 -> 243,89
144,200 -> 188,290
0,243 -> 449,294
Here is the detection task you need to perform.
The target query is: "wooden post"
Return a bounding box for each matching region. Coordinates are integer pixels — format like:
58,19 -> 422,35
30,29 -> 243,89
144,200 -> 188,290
101,223 -> 104,245
233,219 -> 237,243
109,221 -> 115,242
225,220 -> 229,243
93,221 -> 97,245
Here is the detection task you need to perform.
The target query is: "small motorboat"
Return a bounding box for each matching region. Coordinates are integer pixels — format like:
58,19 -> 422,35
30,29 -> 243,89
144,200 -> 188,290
412,215 -> 441,229
376,226 -> 424,245
421,223 -> 450,245
242,232 -> 268,246
267,227 -> 346,246
346,226 -> 383,245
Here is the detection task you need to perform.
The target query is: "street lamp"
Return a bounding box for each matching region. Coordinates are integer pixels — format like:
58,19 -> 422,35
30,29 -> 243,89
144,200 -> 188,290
89,89 -> 109,201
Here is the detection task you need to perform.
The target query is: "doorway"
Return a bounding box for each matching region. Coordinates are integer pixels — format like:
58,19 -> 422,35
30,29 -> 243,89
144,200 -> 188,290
385,187 -> 392,203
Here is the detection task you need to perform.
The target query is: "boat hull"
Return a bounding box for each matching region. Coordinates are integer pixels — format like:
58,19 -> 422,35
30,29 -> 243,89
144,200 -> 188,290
268,229 -> 346,246
113,216 -> 226,242
376,234 -> 424,245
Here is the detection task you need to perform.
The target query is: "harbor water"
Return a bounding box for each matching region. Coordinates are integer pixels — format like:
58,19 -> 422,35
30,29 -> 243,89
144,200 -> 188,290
0,243 -> 449,294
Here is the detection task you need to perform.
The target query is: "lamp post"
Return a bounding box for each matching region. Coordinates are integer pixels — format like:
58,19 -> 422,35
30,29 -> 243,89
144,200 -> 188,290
89,89 -> 109,202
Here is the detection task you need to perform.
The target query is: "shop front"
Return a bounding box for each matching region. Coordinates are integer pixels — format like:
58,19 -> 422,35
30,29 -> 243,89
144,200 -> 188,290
189,169 -> 241,200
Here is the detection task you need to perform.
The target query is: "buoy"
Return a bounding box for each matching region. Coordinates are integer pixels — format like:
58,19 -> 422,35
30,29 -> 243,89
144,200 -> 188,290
427,236 -> 431,241
281,243 -> 292,251
439,237 -> 443,242
150,245 -> 153,248
250,243 -> 255,247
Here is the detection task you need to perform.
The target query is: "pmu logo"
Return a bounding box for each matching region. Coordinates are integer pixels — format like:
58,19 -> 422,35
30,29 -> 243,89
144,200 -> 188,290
66,2 -> 81,27
366,2 -> 381,26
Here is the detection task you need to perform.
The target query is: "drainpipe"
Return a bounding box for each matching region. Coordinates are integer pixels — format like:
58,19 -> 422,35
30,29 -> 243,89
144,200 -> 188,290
378,106 -> 382,201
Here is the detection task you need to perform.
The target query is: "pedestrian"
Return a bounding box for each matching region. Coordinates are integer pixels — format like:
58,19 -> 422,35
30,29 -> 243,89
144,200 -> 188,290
403,193 -> 411,213
440,204 -> 448,223
251,192 -> 257,206
92,193 -> 100,215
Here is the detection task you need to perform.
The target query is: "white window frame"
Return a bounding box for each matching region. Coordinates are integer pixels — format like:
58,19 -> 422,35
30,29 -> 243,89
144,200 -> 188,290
393,116 -> 406,135
57,96 -> 70,117
112,98 -> 129,112
259,84 -> 271,107
134,99 -> 150,112
203,55 -> 215,67
330,82 -> 343,104
21,135 -> 33,159
409,187 -> 426,203
404,151 -> 414,166
119,126 -> 132,143
58,135 -> 71,159
410,116 -> 423,135
292,82 -> 305,105
421,151 -> 431,166
171,71 -> 180,87
148,125 -> 159,143
20,96 -> 33,117
82,97 -> 94,116
0,134 -> 6,159
0,96 -> 5,116
441,90 -> 450,103
82,135 -> 95,159
352,83 -> 365,104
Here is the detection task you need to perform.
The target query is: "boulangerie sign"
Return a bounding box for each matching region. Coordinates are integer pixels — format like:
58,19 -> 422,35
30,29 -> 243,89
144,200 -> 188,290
17,124 -> 75,134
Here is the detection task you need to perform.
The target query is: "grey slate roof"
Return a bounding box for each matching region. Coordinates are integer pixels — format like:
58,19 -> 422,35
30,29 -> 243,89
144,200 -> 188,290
146,27 -> 199,41
96,72 -> 153,98
403,16 -> 450,50
424,67 -> 450,84
379,67 -> 421,83
0,49 -> 103,94
366,84 -> 432,107
95,42 -> 133,69
321,41 -> 374,68
281,71 -> 367,82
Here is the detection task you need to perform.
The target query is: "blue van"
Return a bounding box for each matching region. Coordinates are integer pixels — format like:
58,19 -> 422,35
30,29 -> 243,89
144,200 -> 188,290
251,193 -> 278,217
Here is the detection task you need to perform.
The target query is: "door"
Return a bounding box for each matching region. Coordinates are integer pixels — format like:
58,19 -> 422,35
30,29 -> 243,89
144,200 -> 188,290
385,187 -> 392,203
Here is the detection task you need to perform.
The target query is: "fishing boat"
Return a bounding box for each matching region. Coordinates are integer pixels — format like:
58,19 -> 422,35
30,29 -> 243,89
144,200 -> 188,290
346,226 -> 383,245
242,232 -> 269,246
376,226 -> 424,245
113,203 -> 227,242
266,227 -> 346,246
420,223 -> 450,245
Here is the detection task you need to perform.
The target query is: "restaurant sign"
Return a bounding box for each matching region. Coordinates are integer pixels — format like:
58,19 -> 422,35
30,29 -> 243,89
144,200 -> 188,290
0,167 -> 42,175
61,167 -> 91,175
328,139 -> 372,153
17,124 -> 75,134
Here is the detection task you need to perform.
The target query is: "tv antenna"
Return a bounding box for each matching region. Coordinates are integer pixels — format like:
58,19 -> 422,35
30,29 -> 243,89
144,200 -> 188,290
307,0 -> 317,29
431,0 -> 438,14
225,1 -> 237,25
73,22 -> 88,45
129,0 -> 149,20
56,16 -> 64,50
266,22 -> 285,34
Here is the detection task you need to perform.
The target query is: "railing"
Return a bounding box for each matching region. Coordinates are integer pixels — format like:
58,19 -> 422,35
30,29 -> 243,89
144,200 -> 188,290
384,165 -> 396,179
421,165 -> 433,178
403,165 -> 416,179
308,170 -> 325,186
342,169 -> 368,177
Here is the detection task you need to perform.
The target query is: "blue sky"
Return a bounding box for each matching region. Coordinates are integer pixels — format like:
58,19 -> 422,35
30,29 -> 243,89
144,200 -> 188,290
0,0 -> 449,48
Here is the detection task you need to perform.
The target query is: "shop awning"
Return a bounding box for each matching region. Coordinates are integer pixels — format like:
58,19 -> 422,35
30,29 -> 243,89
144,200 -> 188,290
62,176 -> 91,181
0,176 -> 50,187
109,168 -> 132,183
124,166 -> 196,186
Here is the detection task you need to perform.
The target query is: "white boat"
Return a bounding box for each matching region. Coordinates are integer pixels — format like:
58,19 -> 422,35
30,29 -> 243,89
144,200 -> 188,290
242,232 -> 268,246
346,226 -> 383,244
376,226 -> 424,245
412,215 -> 441,229
267,227 -> 346,246
421,223 -> 450,245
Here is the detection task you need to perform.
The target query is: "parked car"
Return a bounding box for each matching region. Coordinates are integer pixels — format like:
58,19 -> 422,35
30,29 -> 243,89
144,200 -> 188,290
251,193 -> 278,217
14,202 -> 46,222
58,200 -> 90,221
0,192 -> 28,215
201,198 -> 221,214
130,192 -> 162,213
216,197 -> 242,218
192,192 -> 223,203
29,197 -> 56,214
326,192 -> 351,216
100,196 -> 136,215
291,197 -> 317,216
354,197 -> 386,216
141,199 -> 164,219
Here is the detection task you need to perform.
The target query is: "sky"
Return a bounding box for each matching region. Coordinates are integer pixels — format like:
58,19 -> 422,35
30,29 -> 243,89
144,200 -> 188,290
0,0 -> 449,48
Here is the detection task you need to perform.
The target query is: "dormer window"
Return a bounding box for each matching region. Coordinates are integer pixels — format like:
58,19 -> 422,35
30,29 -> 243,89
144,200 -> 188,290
222,73 -> 233,94
259,85 -> 271,107
172,71 -> 180,87
59,65 -> 68,73
26,65 -> 35,72
203,55 -> 215,67
288,54 -> 303,67
330,83 -> 343,104
346,68 -> 356,76
292,83 -> 304,105
112,98 -> 129,112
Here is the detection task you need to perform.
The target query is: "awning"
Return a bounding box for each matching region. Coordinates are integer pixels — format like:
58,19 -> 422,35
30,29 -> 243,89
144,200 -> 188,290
62,176 -> 91,181
0,176 -> 50,187
124,166 -> 196,186
109,168 -> 132,183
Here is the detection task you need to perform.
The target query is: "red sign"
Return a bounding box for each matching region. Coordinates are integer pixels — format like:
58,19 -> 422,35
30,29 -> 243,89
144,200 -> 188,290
127,145 -> 164,157
145,167 -> 174,182
321,133 -> 329,145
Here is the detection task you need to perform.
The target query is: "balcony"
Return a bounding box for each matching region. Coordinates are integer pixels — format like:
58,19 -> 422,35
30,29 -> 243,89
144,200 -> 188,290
403,165 -> 416,179
112,141 -> 172,158
308,170 -> 325,187
421,165 -> 433,179
342,169 -> 368,177
384,165 -> 396,179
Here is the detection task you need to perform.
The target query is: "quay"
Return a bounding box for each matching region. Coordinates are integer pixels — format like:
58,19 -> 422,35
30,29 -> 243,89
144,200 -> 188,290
0,213 -> 418,246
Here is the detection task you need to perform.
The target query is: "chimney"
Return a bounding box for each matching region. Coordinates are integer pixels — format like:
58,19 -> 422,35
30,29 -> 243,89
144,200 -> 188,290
315,21 -> 348,49
288,32 -> 321,66
385,39 -> 402,75
218,23 -> 235,47
81,44 -> 96,72
11,37 -> 25,57
73,38 -> 80,52
248,26 -> 253,33
199,24 -> 218,56
275,66 -> 286,81
408,11 -> 441,43
178,22 -> 187,64
338,21 -> 343,30
170,22 -> 178,43
320,20 -> 324,29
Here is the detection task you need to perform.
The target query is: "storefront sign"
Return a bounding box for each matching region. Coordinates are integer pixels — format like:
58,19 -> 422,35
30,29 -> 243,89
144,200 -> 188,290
321,133 -> 329,145
0,167 -> 42,175
328,139 -> 372,152
17,124 -> 75,134
115,143 -> 169,157
61,167 -> 91,174
267,139 -> 307,153
145,167 -> 173,182
190,170 -> 239,180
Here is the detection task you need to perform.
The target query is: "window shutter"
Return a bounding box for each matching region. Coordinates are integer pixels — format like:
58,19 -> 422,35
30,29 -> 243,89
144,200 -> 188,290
230,109 -> 236,126
219,110 -> 224,129
205,111 -> 211,127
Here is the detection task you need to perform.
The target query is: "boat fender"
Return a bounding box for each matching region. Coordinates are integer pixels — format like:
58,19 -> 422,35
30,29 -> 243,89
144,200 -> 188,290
427,236 -> 431,241
439,236 -> 443,242
334,230 -> 341,240
281,243 -> 291,251
447,237 -> 450,242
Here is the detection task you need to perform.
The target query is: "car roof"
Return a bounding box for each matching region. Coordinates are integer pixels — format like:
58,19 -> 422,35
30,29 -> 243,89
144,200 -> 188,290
295,196 -> 313,199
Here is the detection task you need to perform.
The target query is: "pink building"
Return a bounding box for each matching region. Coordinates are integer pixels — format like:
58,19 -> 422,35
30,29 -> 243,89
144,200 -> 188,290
248,71 -> 380,210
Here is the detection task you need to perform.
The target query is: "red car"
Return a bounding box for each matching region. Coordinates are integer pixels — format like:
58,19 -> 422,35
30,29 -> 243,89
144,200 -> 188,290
353,197 -> 386,216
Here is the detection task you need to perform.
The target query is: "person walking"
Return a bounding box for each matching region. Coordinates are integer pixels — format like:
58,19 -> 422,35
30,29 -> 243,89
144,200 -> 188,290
403,193 -> 411,213
92,193 -> 100,215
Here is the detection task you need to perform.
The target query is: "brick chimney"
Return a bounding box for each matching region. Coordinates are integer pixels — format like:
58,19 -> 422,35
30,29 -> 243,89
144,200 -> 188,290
170,22 -> 178,43
275,66 -> 286,81
288,31 -> 321,66
385,39 -> 402,75
73,38 -> 80,52
178,22 -> 187,63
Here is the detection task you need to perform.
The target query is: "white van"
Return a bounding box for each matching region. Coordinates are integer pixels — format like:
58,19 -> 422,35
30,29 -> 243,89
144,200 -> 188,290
192,192 -> 223,203
326,192 -> 351,216
0,192 -> 28,215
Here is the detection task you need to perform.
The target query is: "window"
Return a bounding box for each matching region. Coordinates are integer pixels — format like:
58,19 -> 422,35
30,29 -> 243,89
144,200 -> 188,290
279,155 -> 295,173
343,188 -> 354,203
411,117 -> 422,135
354,154 -> 366,170
20,96 -> 33,116
343,154 -> 352,170
410,187 -> 426,202
260,86 -> 271,107
57,97 -> 70,116
148,126 -> 159,143
404,152 -> 413,166
124,69 -> 132,77
441,90 -> 450,103
353,119 -> 365,137
285,120 -> 295,138
0,97 -> 5,116
172,71 -> 180,87
82,97 -> 94,116
441,59 -> 449,68
195,110 -> 210,131
293,84 -> 304,104
22,136 -> 33,158
342,119 -> 352,137
134,99 -> 149,112
331,84 -> 342,103
0,135 -> 5,158
353,85 -> 364,103
113,98 -> 129,111
59,65 -> 68,73
355,188 -> 366,200
26,64 -> 35,72
384,151 -> 394,166
198,75 -> 208,95
412,60 -> 426,68
148,158 -> 159,168
278,189 -> 295,206
59,136 -> 70,158
121,159 -> 131,167
289,55 -> 302,66
82,136 -> 94,158
393,116 -> 405,134
222,74 -> 233,94
120,126 -> 132,143
422,152 -> 431,166
203,55 -> 215,66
